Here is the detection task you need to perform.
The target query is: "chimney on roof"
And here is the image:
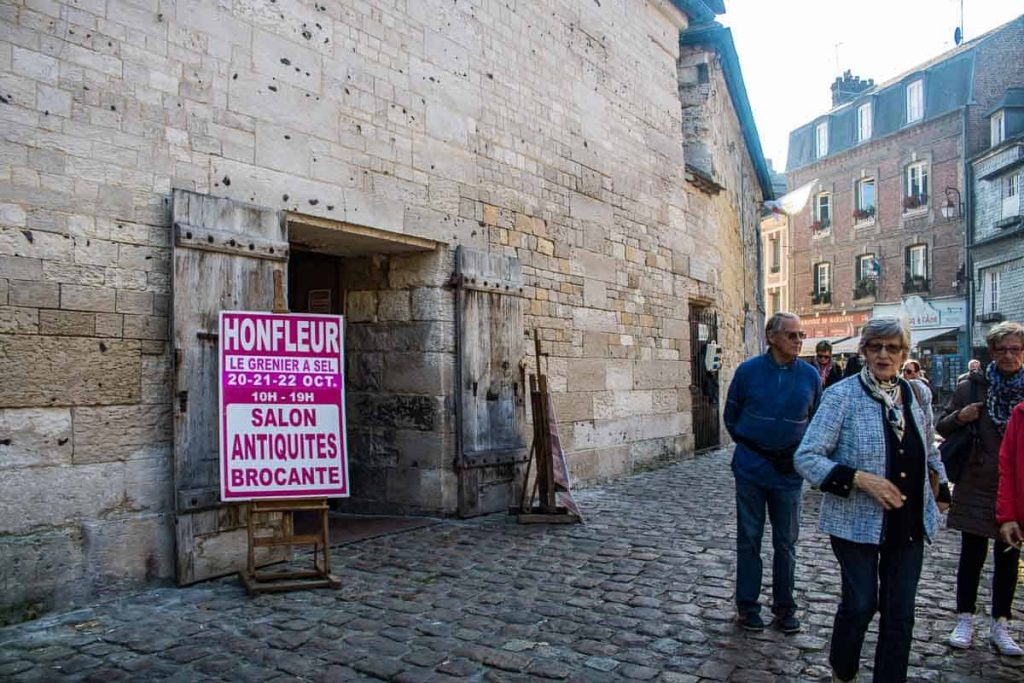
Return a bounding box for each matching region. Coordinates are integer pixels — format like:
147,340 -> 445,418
831,70 -> 874,107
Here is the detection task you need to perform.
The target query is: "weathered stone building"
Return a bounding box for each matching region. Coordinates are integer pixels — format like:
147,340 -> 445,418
0,0 -> 771,619
786,16 -> 1024,391
970,87 -> 1024,354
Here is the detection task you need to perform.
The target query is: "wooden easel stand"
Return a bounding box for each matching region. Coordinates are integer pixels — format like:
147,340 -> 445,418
514,331 -> 578,524
241,498 -> 341,595
239,271 -> 341,594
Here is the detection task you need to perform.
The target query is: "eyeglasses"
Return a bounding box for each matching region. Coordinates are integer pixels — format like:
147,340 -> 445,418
783,331 -> 807,341
902,368 -> 918,374
993,346 -> 1024,356
864,343 -> 904,355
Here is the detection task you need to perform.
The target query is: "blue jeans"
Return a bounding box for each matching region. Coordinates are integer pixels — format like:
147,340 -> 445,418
734,476 -> 801,617
829,536 -> 924,683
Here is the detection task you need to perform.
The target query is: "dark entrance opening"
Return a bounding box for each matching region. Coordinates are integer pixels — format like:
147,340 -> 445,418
288,251 -> 345,315
690,305 -> 721,451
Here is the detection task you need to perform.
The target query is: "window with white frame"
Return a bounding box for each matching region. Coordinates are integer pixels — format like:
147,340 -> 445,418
991,111 -> 1005,147
769,235 -> 781,272
983,269 -> 1001,314
907,244 -> 928,279
815,121 -> 829,158
906,79 -> 924,123
905,161 -> 929,210
1004,172 -> 1020,218
814,192 -> 831,229
857,103 -> 872,142
814,262 -> 831,294
768,289 -> 781,315
855,178 -> 876,220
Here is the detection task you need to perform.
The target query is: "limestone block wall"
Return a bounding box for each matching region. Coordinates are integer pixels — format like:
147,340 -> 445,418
341,250 -> 458,515
0,0 -> 769,619
677,45 -> 767,387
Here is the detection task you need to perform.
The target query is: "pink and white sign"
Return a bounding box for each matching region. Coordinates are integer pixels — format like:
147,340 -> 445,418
219,311 -> 348,501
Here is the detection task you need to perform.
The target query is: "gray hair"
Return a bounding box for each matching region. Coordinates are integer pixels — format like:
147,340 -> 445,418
765,311 -> 800,337
985,321 -> 1024,348
858,316 -> 912,354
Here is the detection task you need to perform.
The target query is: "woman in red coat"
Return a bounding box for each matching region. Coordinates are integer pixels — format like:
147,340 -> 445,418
997,402 -> 1024,552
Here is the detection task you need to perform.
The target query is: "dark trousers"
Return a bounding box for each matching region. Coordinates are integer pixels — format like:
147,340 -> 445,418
734,477 -> 801,616
956,531 -> 1021,619
829,536 -> 924,683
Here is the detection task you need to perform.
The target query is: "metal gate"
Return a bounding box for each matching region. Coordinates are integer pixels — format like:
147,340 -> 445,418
690,307 -> 720,451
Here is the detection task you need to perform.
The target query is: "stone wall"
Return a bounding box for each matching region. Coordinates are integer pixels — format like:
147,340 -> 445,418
0,0 -> 768,619
678,44 -> 766,371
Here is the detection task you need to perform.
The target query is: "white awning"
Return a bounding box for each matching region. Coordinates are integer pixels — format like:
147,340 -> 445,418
831,327 -> 959,355
831,337 -> 861,355
911,327 -> 959,347
798,336 -> 850,356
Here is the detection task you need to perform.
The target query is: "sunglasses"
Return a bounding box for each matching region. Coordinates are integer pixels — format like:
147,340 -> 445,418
864,343 -> 904,355
782,331 -> 807,341
902,368 -> 918,374
993,346 -> 1023,356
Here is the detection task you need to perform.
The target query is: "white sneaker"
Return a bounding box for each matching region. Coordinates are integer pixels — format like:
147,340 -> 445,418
948,613 -> 974,649
990,619 -> 1024,656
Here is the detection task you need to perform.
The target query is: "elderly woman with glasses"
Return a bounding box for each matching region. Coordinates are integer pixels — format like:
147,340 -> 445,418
939,321 -> 1024,656
795,316 -> 949,683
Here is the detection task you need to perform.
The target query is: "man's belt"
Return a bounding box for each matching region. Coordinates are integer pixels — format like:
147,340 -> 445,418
735,436 -> 798,465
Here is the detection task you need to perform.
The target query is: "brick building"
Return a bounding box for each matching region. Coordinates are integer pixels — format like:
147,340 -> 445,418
0,1 -> 773,619
970,87 -> 1024,354
786,16 -> 1024,390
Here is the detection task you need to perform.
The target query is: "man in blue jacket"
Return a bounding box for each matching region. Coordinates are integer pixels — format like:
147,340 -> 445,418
724,311 -> 822,633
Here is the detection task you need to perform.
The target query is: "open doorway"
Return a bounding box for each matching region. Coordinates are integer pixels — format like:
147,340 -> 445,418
289,251 -> 344,316
286,215 -> 455,517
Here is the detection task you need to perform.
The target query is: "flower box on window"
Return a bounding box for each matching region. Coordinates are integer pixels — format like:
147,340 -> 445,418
853,207 -> 876,221
854,278 -> 877,299
810,219 -> 831,233
811,290 -> 832,305
977,312 -> 1005,323
903,275 -> 930,294
902,194 -> 928,211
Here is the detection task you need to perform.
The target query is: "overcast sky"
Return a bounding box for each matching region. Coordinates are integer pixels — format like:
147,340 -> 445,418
720,0 -> 1024,176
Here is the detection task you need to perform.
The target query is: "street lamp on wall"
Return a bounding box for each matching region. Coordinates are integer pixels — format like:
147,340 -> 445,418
941,186 -> 963,220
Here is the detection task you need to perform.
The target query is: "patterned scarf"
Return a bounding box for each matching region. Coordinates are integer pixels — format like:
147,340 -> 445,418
860,366 -> 905,442
985,362 -> 1024,435
815,358 -> 833,385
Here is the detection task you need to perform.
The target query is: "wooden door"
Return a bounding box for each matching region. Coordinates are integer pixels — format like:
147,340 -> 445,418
171,190 -> 289,584
454,246 -> 527,517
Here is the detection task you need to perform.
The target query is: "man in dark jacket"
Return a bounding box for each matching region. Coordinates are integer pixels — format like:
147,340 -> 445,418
725,312 -> 822,634
811,340 -> 843,388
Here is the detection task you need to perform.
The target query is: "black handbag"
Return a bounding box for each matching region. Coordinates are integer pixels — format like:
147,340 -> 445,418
939,382 -> 978,484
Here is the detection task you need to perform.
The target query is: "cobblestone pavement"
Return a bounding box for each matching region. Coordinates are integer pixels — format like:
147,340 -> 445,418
2,448 -> 1024,682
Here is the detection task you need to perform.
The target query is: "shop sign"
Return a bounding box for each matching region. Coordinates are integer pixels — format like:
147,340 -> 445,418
219,311 -> 348,501
804,311 -> 870,338
873,296 -> 966,329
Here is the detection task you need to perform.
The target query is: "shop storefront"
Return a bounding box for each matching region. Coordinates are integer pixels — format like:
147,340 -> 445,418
873,296 -> 967,397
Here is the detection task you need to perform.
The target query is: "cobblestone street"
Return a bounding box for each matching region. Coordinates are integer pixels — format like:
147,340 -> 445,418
2,448 -> 1023,682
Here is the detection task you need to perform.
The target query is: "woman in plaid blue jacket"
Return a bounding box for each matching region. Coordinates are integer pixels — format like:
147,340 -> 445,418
795,317 -> 949,683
